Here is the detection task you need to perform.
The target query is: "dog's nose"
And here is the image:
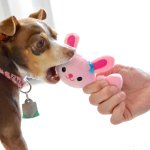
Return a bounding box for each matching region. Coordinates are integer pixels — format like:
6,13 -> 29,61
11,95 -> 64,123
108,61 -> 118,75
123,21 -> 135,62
67,50 -> 74,57
63,46 -> 75,58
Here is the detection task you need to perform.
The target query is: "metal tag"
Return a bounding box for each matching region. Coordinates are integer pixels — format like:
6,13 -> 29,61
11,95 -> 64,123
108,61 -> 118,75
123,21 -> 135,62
22,99 -> 39,118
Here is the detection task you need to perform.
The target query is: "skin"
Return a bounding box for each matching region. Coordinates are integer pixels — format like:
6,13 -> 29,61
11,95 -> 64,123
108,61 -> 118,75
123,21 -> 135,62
83,64 -> 150,124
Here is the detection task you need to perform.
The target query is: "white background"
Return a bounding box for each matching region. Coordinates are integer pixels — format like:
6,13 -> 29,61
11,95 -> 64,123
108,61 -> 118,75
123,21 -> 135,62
1,0 -> 150,150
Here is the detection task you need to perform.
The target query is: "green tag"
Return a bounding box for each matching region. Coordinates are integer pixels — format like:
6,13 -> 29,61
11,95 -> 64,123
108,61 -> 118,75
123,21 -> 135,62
22,99 -> 39,119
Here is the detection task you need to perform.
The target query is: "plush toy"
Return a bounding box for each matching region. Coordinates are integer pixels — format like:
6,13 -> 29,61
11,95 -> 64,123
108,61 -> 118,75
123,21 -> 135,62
56,34 -> 123,89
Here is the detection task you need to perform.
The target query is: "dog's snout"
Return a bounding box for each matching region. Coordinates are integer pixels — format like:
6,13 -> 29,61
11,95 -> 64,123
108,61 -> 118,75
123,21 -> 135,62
63,47 -> 75,58
67,50 -> 74,57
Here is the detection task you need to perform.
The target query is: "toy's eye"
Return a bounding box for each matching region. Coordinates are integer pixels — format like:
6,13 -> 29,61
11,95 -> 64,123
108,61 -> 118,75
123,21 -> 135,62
77,77 -> 82,81
62,67 -> 66,72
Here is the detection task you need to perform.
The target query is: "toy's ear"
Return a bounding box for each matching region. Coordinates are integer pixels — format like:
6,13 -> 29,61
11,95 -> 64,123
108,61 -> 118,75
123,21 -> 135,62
65,33 -> 79,48
92,56 -> 114,73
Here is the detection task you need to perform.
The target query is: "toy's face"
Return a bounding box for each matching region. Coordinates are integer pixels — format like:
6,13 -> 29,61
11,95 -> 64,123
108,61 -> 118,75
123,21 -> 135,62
56,54 -> 95,88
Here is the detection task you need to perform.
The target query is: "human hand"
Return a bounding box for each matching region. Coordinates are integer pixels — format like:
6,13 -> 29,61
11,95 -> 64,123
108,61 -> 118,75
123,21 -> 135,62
83,65 -> 150,124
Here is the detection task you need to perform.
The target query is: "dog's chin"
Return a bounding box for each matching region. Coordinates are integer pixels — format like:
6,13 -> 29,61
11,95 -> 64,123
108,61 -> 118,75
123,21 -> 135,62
46,67 -> 60,84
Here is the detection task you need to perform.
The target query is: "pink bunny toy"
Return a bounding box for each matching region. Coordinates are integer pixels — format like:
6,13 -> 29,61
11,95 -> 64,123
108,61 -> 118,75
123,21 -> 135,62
56,33 -> 123,89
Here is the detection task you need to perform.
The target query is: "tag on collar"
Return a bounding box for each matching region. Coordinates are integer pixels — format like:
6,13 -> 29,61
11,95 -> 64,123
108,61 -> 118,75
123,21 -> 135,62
21,80 -> 40,119
22,99 -> 39,118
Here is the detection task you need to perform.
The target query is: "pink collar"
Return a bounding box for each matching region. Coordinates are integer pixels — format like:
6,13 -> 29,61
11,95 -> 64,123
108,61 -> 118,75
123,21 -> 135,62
0,67 -> 25,88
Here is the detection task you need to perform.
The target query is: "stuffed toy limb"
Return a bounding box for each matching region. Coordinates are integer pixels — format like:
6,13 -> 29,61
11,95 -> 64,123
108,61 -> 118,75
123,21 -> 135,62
56,33 -> 123,89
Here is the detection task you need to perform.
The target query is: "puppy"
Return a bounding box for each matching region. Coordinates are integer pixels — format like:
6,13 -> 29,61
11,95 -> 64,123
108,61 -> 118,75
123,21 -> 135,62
0,9 -> 74,150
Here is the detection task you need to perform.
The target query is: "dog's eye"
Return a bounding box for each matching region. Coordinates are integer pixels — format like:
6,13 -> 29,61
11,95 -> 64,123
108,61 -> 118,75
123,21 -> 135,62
36,38 -> 45,49
77,77 -> 82,81
31,38 -> 47,55
62,67 -> 66,72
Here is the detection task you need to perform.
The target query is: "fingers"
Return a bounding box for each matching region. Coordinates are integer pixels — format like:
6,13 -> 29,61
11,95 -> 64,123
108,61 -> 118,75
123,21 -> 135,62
83,79 -> 109,94
83,79 -> 126,125
89,86 -> 118,105
97,91 -> 126,114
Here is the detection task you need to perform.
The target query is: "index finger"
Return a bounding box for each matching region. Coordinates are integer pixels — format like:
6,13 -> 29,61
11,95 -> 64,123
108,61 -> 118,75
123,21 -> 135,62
83,79 -> 109,94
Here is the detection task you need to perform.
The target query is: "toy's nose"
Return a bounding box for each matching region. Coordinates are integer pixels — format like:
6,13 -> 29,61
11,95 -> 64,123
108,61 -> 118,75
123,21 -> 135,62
68,73 -> 73,79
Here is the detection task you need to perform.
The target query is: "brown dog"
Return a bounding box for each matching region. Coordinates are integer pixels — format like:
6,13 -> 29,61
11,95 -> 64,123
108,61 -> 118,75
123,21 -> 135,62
0,9 -> 74,150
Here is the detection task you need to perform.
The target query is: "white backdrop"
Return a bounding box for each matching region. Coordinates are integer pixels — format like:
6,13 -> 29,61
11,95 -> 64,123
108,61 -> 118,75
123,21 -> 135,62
51,0 -> 150,72
0,0 -> 54,27
1,0 -> 150,150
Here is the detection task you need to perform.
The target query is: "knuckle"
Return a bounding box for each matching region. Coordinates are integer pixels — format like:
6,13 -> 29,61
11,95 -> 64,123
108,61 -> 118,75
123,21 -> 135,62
116,91 -> 126,101
104,89 -> 111,97
104,86 -> 117,97
97,79 -> 108,87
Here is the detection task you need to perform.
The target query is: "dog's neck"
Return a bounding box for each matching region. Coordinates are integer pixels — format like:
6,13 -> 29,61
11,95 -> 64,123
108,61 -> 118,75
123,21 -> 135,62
0,66 -> 25,88
0,43 -> 23,90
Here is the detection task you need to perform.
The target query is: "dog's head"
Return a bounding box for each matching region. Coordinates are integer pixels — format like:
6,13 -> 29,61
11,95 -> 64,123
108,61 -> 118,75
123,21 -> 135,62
0,9 -> 75,83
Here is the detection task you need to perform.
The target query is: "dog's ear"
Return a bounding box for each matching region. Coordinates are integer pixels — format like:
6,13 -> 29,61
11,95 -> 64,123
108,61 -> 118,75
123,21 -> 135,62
29,9 -> 46,20
0,16 -> 20,38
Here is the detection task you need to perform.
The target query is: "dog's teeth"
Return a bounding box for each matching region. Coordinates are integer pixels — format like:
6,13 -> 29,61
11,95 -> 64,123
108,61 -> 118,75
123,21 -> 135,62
46,67 -> 60,84
46,74 -> 60,84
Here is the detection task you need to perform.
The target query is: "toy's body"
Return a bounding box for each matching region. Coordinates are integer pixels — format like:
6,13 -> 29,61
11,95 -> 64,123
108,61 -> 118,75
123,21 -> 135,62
56,34 -> 123,89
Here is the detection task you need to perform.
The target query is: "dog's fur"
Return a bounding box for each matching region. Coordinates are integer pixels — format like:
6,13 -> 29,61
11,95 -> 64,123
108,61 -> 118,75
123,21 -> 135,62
0,9 -> 74,150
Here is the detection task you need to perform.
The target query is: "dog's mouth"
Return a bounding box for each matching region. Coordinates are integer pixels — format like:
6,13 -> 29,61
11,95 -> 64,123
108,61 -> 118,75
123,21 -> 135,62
46,67 -> 60,84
